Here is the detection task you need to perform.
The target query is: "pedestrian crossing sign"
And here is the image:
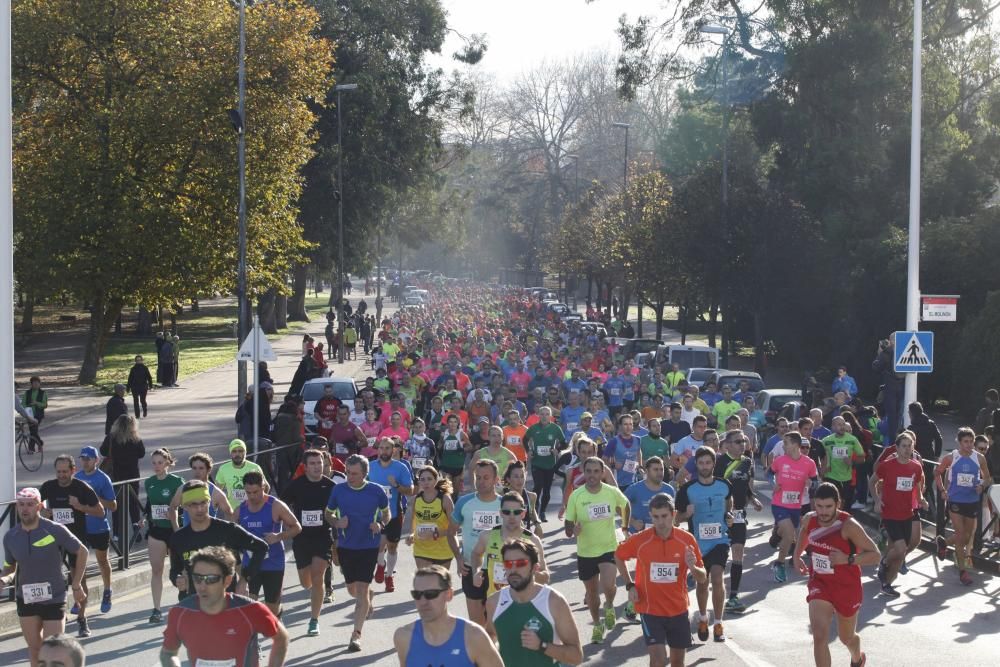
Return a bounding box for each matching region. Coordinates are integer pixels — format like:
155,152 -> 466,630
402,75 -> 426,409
893,331 -> 933,373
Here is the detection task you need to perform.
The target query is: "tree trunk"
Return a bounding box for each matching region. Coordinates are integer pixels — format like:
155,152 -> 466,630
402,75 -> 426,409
274,293 -> 288,329
79,294 -> 123,384
655,288 -> 665,339
679,302 -> 688,345
20,293 -> 34,333
586,271 -> 593,307
328,269 -> 338,307
288,263 -> 310,321
636,291 -> 643,337
753,310 -> 765,376
136,306 -> 153,335
707,302 -> 719,350
258,289 -> 278,334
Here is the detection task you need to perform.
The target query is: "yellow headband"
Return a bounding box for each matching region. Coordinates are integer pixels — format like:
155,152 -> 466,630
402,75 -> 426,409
181,487 -> 211,505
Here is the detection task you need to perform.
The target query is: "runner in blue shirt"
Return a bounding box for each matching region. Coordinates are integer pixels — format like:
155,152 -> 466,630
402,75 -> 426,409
74,446 -> 117,614
675,446 -> 734,643
603,373 -> 627,417
624,457 -> 674,533
367,438 -> 414,593
560,394 -> 586,434
325,454 -> 390,652
603,414 -> 643,489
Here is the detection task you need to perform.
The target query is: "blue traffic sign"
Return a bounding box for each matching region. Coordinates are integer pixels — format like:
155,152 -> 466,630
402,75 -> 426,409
893,331 -> 934,373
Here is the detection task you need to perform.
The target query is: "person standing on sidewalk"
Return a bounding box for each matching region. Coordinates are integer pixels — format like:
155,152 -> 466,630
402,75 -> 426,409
104,384 -> 127,436
100,414 -> 146,539
126,355 -> 153,418
23,376 -> 48,448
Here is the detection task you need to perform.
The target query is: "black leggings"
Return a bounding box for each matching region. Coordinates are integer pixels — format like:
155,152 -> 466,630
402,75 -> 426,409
532,467 -> 556,514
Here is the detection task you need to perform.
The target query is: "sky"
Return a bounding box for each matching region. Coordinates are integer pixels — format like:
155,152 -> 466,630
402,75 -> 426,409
431,0 -> 665,82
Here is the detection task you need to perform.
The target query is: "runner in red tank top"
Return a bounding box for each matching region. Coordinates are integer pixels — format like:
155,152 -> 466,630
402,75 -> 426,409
793,482 -> 880,667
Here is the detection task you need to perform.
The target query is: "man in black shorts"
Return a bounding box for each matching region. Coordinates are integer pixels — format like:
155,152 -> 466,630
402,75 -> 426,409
1,487 -> 88,666
40,455 -> 104,638
238,471 -> 301,616
280,449 -> 335,638
716,431 -> 762,614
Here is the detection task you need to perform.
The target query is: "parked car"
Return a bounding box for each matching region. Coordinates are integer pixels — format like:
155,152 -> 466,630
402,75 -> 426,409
620,338 -> 664,360
756,388 -> 803,441
402,296 -> 425,309
704,370 -> 765,394
302,377 -> 358,437
685,367 -> 717,387
654,344 -> 720,371
561,312 -> 583,324
546,302 -> 571,316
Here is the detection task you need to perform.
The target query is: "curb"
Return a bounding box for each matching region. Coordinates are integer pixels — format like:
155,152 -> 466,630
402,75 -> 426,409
0,561 -> 155,640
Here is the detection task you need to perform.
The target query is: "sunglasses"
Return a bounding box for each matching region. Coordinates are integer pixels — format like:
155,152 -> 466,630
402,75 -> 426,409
191,573 -> 224,585
501,508 -> 524,516
411,588 -> 446,600
503,558 -> 531,569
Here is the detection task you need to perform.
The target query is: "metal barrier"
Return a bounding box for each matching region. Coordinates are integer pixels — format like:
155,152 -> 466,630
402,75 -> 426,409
0,438 -> 305,579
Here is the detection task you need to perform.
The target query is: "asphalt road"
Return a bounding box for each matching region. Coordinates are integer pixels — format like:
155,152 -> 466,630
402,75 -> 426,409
0,478 -> 997,666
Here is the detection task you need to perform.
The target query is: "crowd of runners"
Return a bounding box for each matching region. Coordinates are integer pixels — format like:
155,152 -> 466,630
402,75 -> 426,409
2,280 -> 995,667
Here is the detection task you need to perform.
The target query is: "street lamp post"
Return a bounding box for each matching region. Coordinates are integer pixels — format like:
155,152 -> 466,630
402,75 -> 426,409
611,122 -> 631,191
700,23 -> 731,367
235,0 -> 248,401
903,1 -> 922,422
2,0 -> 17,498
561,154 -> 580,305
335,82 -> 358,365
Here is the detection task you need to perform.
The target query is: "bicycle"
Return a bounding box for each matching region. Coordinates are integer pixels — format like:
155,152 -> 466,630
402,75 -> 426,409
15,417 -> 43,472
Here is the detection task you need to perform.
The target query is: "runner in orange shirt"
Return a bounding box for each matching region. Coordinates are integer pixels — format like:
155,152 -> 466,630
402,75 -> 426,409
615,493 -> 706,667
502,410 -> 529,463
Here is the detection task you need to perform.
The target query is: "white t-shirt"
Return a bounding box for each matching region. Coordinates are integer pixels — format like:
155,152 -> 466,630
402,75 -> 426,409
680,407 -> 701,427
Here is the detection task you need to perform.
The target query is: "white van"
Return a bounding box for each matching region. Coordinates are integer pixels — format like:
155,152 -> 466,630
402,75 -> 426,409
655,344 -> 720,370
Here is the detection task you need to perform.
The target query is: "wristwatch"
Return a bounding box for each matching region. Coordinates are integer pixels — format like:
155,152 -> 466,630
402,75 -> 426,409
847,554 -> 856,565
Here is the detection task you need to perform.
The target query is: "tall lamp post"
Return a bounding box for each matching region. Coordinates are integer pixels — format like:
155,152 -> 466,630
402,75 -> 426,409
903,1 -> 922,422
2,0 -> 17,496
700,22 -> 731,367
611,122 -> 631,190
230,0 -> 249,401
561,154 -> 580,305
335,82 -> 358,364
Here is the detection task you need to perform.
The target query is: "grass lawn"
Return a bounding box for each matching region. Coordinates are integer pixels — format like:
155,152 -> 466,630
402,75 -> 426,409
94,293 -> 335,392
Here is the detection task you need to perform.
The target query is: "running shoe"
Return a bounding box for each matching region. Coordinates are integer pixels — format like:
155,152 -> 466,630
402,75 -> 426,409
374,563 -> 386,584
713,623 -> 726,642
725,594 -> 746,614
851,652 -> 867,667
306,619 -> 319,637
101,589 -> 112,614
935,535 -> 948,560
590,624 -> 605,644
697,619 -> 709,642
77,617 -> 91,638
623,600 -> 637,621
880,583 -> 901,599
348,632 -> 362,652
385,575 -> 395,593
539,513 -> 547,523
604,605 -> 616,631
148,609 -> 162,624
324,587 -> 334,603
959,570 -> 974,586
772,561 -> 787,583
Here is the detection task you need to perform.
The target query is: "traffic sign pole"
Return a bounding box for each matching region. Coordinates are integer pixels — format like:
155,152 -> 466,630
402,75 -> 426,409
903,0 -> 922,425
252,315 -> 259,456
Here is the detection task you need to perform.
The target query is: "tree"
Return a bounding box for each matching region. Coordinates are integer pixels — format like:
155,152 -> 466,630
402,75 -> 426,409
13,0 -> 332,382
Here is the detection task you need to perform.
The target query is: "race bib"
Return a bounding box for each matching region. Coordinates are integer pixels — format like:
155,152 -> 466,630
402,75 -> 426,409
21,582 -> 52,603
301,510 -> 324,527
811,552 -> 834,574
335,442 -> 349,454
416,523 -> 437,539
151,505 -> 170,521
196,660 -> 236,667
957,473 -> 975,487
444,439 -> 459,451
895,477 -> 914,492
471,511 -> 500,532
623,459 -> 639,474
781,490 -> 801,505
587,503 -> 612,521
367,437 -> 376,447
411,457 -> 427,469
649,562 -> 678,583
732,510 -> 746,525
609,387 -> 621,396
507,436 -> 521,445
52,508 -> 74,525
565,422 -> 578,432
536,446 -> 552,457
492,561 -> 508,586
698,523 -> 722,540
232,489 -> 247,505
833,446 -> 849,459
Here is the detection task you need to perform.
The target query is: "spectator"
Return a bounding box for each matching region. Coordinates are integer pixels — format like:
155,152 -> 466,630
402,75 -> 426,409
23,375 -> 48,448
872,338 -> 903,439
271,398 -> 305,493
289,351 -> 313,397
832,366 -> 859,398
235,389 -> 255,442
907,401 -> 943,459
126,355 -> 153,418
975,389 -> 999,435
170,335 -> 181,386
154,332 -> 166,384
156,333 -> 174,387
100,414 -> 146,538
105,384 -> 128,435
